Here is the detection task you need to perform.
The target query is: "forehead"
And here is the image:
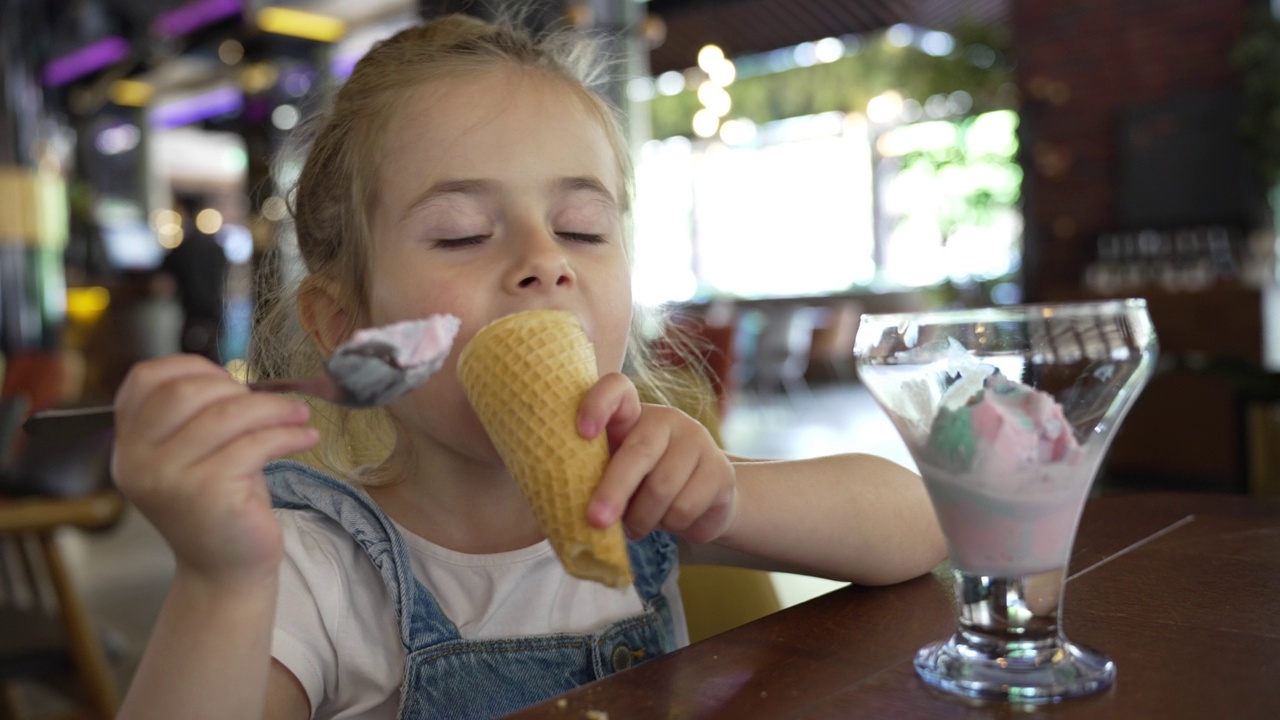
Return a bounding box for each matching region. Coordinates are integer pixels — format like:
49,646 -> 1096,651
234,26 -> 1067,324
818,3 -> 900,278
373,68 -> 622,214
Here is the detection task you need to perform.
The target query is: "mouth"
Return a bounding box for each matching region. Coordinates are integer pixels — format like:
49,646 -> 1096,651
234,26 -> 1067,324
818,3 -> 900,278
489,308 -> 588,335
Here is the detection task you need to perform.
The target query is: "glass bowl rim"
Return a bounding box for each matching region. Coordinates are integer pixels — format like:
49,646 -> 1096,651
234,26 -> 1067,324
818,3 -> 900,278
857,298 -> 1149,327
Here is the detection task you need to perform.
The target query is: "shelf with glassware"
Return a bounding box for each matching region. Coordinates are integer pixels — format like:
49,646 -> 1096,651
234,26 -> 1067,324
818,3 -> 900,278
1061,223 -> 1280,495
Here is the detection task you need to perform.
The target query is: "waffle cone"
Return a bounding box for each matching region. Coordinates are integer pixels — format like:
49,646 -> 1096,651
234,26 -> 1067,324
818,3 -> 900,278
456,310 -> 632,588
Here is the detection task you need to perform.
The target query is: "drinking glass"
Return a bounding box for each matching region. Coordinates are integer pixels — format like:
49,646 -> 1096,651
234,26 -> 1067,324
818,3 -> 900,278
853,299 -> 1157,702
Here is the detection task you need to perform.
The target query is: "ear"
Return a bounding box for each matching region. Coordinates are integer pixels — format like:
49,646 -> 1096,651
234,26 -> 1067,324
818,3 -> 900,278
296,276 -> 354,356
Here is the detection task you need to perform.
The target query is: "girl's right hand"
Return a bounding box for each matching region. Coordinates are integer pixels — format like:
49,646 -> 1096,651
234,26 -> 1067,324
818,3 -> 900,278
111,355 -> 319,590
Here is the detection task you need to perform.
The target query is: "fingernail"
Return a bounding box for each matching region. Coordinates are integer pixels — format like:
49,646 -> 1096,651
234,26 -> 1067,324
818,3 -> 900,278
588,500 -> 614,526
579,419 -> 598,438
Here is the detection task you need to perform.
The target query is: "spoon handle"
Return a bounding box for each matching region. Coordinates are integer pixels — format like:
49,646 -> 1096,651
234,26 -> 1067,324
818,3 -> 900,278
22,374 -> 343,438
22,404 -> 115,437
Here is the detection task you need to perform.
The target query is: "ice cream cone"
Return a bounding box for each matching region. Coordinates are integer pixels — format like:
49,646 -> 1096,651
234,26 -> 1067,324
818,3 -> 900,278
456,310 -> 632,588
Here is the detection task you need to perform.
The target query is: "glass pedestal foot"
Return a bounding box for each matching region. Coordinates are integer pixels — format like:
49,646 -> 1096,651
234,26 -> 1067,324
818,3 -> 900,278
914,633 -> 1115,703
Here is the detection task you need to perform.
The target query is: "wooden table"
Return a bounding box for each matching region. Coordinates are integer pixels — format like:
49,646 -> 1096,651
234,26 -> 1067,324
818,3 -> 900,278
504,493 -> 1280,719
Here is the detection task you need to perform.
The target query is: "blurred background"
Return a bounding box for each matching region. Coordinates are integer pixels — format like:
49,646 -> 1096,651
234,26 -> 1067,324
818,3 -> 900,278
2,0 -> 1279,715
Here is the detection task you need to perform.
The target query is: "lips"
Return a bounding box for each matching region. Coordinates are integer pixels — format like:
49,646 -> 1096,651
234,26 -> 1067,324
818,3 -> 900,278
485,308 -> 590,341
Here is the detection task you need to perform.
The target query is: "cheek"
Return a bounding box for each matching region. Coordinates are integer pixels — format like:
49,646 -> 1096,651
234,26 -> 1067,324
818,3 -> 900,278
597,329 -> 629,374
366,268 -> 472,327
596,291 -> 633,374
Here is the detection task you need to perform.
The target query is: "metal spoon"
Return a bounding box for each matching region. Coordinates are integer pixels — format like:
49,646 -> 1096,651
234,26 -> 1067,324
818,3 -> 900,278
250,338 -> 429,407
22,320 -> 457,438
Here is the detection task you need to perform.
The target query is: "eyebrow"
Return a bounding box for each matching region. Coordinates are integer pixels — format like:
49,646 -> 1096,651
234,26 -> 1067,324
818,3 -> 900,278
399,176 -> 619,223
555,176 -> 618,210
401,179 -> 496,223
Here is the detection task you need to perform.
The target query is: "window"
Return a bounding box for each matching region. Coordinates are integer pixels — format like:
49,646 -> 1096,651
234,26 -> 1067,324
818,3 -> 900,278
632,109 -> 1022,305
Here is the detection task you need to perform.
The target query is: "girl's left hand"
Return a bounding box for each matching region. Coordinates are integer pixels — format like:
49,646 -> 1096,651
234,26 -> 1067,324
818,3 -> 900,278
579,372 -> 737,544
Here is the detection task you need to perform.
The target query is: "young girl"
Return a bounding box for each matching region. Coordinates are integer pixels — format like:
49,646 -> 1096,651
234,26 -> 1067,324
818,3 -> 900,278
110,13 -> 945,720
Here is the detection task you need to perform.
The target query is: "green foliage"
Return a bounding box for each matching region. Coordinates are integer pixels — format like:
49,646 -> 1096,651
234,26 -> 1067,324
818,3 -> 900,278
648,24 -> 1014,140
1233,8 -> 1280,187
896,112 -> 1023,239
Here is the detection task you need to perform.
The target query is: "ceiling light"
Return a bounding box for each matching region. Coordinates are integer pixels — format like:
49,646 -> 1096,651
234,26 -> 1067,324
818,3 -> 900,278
692,109 -> 719,138
195,208 -> 223,234
814,37 -> 845,63
707,59 -> 735,87
256,7 -> 346,43
150,85 -> 242,129
867,90 -> 904,125
109,79 -> 153,107
153,0 -> 242,38
271,104 -> 300,130
218,39 -> 245,65
43,36 -> 129,87
697,82 -> 731,117
655,71 -> 685,96
697,45 -> 725,73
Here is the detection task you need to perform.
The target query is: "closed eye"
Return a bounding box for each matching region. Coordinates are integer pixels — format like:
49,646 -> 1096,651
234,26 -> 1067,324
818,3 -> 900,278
558,232 -> 606,244
435,235 -> 488,249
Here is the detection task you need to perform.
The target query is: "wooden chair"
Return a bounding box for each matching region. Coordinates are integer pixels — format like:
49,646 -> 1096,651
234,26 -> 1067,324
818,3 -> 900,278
0,492 -> 123,720
806,300 -> 862,384
677,564 -> 781,644
0,390 -> 122,720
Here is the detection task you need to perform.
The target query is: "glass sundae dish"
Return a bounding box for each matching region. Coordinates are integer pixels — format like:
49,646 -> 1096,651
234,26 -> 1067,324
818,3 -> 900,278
853,299 -> 1158,702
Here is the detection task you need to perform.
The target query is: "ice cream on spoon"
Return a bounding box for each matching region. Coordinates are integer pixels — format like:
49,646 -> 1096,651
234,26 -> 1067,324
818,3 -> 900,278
271,314 -> 462,408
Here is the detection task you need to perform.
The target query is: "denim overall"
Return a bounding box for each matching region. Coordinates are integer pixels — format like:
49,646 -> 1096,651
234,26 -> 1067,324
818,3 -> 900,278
265,460 -> 679,720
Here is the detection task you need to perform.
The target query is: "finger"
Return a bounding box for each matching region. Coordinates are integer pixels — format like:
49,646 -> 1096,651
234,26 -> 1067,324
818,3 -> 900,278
157,393 -> 313,470
115,355 -> 229,419
681,478 -> 737,545
577,372 -> 641,447
621,442 -> 701,538
122,373 -> 250,445
131,425 -> 319,531
657,456 -> 722,535
587,418 -> 671,528
186,424 -> 321,490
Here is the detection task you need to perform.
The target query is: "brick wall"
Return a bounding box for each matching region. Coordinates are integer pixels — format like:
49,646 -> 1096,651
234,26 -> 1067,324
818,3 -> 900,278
1013,0 -> 1255,300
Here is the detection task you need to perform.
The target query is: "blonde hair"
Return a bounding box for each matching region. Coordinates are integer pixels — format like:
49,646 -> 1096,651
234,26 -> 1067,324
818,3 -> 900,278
250,12 -> 718,483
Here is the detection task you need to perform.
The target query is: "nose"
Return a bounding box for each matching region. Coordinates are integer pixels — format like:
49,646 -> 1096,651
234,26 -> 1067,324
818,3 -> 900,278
503,229 -> 574,293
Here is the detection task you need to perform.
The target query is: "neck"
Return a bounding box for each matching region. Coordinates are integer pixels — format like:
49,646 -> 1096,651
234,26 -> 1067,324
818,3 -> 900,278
364,444 -> 544,554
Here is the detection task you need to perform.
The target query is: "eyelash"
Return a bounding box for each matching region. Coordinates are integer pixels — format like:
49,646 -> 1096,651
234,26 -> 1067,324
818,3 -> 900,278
558,232 -> 606,244
434,232 -> 605,248
435,236 -> 487,249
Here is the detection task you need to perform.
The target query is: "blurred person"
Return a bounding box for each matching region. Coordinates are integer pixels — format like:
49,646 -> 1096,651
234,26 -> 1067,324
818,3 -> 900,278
81,270 -> 182,403
161,194 -> 228,363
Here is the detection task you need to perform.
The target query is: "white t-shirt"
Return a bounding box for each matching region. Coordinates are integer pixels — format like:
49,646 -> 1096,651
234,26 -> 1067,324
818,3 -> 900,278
271,508 -> 689,720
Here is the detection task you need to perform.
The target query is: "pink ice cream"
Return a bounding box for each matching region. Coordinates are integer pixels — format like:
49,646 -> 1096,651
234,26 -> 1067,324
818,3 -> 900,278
927,375 -> 1080,477
344,315 -> 461,382
328,314 -> 461,407
915,373 -> 1088,577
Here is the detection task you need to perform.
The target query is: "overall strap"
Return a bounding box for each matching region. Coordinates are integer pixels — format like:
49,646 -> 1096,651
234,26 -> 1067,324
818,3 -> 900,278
627,529 -> 678,604
264,460 -> 462,648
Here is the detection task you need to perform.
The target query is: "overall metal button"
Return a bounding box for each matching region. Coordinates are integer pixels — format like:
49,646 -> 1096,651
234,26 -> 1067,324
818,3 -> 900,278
611,644 -> 634,672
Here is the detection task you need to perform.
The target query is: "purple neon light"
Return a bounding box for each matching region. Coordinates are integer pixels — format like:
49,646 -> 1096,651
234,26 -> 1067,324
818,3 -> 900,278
43,36 -> 130,87
150,86 -> 244,129
152,0 -> 243,38
330,51 -> 360,79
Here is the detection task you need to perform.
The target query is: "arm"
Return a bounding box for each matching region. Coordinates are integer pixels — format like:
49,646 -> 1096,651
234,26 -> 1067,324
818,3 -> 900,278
110,355 -> 318,719
581,374 -> 945,587
119,571 -> 308,720
689,454 -> 946,585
